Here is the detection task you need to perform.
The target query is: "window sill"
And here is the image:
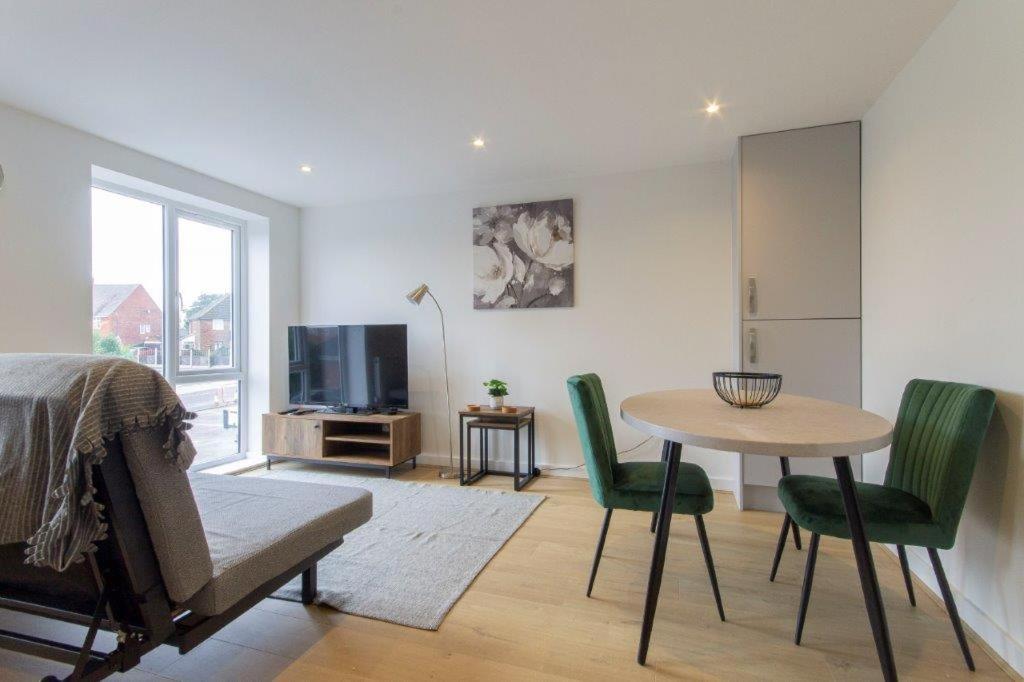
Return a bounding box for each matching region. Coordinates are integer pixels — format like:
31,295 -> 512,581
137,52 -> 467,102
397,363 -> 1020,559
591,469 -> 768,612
201,455 -> 265,476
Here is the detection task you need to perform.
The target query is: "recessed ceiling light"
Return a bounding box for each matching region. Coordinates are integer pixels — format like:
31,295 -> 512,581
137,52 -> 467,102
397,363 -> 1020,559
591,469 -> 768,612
299,164 -> 313,174
704,101 -> 721,115
472,137 -> 485,149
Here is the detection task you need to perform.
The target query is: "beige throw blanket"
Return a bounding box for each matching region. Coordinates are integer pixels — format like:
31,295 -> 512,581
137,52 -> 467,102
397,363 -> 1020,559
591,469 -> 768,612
0,354 -> 196,571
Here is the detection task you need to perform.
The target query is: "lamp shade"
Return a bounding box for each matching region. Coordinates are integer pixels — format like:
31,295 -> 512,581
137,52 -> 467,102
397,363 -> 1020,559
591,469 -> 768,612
406,283 -> 429,305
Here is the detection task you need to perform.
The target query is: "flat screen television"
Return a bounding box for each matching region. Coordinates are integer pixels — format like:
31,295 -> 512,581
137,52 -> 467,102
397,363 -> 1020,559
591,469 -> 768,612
287,324 -> 408,410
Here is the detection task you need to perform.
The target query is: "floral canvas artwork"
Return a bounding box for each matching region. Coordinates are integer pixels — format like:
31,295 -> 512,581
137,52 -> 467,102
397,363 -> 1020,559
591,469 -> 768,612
473,199 -> 574,309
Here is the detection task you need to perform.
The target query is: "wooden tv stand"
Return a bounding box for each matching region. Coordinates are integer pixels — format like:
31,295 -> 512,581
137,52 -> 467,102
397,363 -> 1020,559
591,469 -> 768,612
262,410 -> 421,478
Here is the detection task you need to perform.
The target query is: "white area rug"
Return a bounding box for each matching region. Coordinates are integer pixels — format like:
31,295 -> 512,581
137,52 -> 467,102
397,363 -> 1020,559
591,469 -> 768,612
265,468 -> 545,630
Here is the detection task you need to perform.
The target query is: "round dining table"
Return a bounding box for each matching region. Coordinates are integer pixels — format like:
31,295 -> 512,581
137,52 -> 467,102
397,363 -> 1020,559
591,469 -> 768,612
620,389 -> 897,680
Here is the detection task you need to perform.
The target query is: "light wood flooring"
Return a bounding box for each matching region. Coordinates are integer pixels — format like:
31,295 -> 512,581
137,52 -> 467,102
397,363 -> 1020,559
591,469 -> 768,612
0,462 -> 1014,681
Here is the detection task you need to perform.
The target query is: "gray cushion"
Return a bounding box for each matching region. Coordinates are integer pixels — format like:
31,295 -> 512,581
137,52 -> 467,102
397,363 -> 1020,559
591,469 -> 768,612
120,429 -> 213,604
183,473 -> 372,616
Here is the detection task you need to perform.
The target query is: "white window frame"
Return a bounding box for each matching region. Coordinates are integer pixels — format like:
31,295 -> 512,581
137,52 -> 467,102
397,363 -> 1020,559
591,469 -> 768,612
92,180 -> 247,470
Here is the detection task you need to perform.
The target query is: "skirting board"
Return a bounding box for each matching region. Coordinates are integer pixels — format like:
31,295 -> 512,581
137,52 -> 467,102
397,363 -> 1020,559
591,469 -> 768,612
882,543 -> 1024,677
414,452 -> 736,493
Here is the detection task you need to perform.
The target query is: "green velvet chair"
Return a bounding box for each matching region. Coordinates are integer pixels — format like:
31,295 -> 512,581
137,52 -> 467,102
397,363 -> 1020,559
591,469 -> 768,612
566,373 -> 724,621
779,379 -> 995,670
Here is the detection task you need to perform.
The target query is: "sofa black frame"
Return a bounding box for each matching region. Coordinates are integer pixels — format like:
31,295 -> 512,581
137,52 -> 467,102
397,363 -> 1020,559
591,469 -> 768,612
0,436 -> 338,681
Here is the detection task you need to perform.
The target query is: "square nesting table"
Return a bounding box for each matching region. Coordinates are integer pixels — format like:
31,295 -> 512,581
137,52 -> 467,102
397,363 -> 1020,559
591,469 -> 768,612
458,406 -> 539,491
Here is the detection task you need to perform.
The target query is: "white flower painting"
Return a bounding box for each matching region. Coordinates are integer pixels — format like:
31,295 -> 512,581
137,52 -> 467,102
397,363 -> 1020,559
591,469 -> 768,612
473,199 -> 574,309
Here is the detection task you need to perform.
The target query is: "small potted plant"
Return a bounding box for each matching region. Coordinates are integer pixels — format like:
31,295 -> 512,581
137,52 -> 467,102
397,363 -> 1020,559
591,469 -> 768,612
483,379 -> 509,409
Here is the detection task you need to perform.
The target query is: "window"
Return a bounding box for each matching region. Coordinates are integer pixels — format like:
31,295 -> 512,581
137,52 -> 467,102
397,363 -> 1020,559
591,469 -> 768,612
91,184 -> 245,470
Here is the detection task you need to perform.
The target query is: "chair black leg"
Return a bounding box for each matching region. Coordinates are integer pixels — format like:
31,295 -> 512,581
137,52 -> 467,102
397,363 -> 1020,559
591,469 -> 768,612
770,457 -> 802,581
769,515 -> 792,582
587,508 -> 613,597
301,564 -> 317,605
897,545 -> 916,607
651,441 -> 671,533
795,533 -> 820,645
695,515 -> 725,622
928,547 -> 975,671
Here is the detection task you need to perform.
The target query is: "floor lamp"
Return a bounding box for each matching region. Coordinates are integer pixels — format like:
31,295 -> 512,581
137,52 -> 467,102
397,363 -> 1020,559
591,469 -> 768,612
406,283 -> 458,479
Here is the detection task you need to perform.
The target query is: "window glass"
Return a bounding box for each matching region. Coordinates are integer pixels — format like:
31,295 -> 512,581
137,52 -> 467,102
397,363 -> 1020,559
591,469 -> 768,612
177,380 -> 241,467
178,216 -> 234,371
90,187 -> 164,371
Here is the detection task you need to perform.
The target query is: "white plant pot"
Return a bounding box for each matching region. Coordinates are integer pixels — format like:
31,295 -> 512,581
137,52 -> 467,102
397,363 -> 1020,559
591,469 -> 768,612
489,395 -> 504,409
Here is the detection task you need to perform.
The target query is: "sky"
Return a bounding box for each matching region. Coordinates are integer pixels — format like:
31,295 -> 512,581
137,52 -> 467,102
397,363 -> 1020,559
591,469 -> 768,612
91,187 -> 233,315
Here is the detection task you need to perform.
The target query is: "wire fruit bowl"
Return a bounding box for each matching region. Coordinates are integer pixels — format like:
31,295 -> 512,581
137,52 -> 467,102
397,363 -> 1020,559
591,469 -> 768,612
712,372 -> 782,408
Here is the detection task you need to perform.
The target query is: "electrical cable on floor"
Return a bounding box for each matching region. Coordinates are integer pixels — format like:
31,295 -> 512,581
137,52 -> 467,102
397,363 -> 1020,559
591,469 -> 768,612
540,435 -> 654,472
616,435 -> 655,457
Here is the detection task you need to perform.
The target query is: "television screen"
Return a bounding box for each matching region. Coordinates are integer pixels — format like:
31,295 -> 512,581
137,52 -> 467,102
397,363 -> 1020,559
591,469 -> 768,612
288,324 -> 408,409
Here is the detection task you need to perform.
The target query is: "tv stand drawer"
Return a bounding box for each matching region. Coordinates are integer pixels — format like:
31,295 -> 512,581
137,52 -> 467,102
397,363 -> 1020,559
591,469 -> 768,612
262,414 -> 323,459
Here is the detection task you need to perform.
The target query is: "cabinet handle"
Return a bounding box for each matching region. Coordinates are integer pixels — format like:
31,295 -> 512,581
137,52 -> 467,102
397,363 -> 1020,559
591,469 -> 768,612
747,276 -> 758,315
747,328 -> 758,364
313,423 -> 320,429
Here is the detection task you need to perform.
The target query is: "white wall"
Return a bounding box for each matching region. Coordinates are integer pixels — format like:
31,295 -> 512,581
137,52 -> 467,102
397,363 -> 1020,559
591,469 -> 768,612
0,102 -> 300,454
301,162 -> 737,488
862,0 -> 1024,673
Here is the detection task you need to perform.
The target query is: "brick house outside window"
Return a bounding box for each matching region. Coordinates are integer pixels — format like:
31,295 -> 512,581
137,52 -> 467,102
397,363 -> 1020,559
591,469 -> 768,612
183,293 -> 232,366
92,284 -> 163,348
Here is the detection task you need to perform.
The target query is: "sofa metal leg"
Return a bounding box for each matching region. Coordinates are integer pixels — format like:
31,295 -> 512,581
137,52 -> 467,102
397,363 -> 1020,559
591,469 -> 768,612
63,586 -> 110,680
301,565 -> 318,605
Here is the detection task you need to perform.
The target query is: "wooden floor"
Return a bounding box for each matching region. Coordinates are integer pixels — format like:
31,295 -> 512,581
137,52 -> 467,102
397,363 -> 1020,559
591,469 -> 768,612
0,463 -> 1012,681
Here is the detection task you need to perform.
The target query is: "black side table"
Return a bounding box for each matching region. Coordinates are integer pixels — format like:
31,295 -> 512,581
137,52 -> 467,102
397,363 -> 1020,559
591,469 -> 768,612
458,406 -> 538,491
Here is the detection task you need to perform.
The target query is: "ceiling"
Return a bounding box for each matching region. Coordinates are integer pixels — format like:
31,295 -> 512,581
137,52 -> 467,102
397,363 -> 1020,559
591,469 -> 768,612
0,1 -> 954,208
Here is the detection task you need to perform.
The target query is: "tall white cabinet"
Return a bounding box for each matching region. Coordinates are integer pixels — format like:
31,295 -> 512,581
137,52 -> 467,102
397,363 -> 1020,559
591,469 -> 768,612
736,122 -> 862,510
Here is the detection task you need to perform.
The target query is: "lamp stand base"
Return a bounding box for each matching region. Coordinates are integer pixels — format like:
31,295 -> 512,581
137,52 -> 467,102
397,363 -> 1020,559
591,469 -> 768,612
438,468 -> 460,480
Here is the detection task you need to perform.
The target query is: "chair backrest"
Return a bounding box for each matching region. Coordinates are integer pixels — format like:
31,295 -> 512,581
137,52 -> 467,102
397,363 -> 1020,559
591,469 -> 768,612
567,374 -> 618,506
884,379 -> 996,540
